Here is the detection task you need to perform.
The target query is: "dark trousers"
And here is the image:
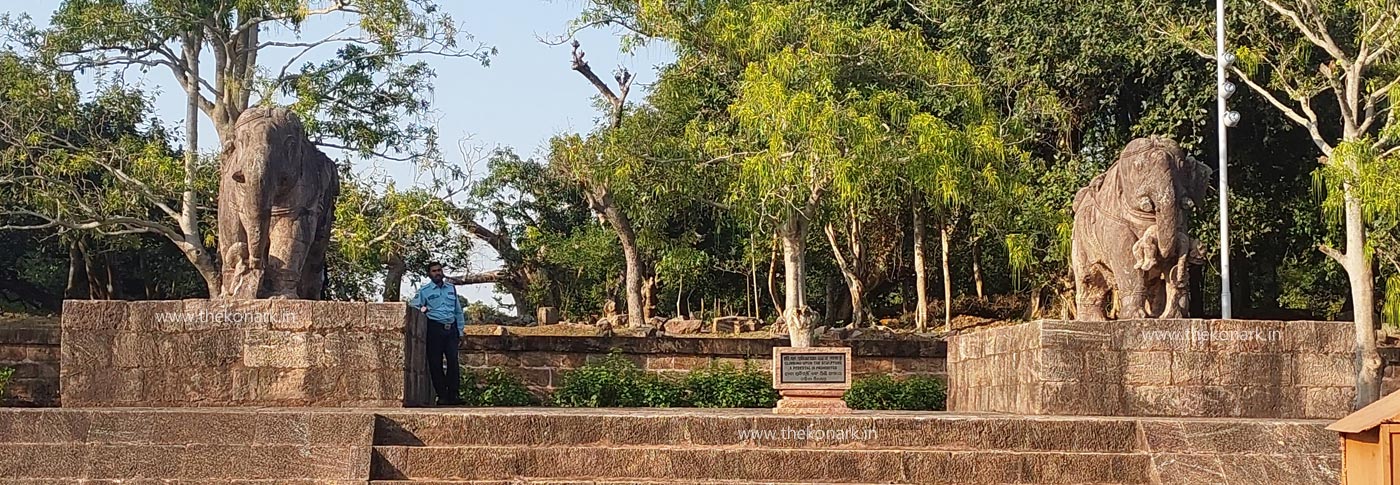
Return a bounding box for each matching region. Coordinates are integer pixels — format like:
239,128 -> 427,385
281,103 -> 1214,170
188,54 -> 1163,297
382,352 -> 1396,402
425,319 -> 461,403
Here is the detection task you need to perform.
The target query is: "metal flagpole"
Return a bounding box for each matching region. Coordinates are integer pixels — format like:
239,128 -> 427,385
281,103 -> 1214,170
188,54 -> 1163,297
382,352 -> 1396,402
1217,0 -> 1238,319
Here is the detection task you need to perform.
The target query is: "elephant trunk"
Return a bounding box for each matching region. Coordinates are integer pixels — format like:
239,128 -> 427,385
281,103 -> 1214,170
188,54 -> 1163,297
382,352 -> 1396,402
1154,196 -> 1179,259
234,146 -> 274,269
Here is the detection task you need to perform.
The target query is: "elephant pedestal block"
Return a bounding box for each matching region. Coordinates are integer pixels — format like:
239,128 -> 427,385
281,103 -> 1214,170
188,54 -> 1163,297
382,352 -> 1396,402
60,299 -> 432,407
947,319 -> 1356,419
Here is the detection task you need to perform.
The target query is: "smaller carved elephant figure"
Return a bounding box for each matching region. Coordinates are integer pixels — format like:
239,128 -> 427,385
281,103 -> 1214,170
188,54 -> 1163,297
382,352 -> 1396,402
1071,136 -> 1211,320
217,107 -> 339,299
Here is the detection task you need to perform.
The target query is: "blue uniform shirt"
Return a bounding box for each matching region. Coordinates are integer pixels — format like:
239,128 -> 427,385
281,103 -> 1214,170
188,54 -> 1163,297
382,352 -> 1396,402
409,281 -> 465,333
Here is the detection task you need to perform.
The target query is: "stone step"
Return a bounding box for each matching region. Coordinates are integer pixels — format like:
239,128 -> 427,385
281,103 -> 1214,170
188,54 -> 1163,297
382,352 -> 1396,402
372,410 -> 1143,452
370,481 -> 893,485
8,481 -> 366,484
0,409 -> 376,482
0,408 -> 373,445
0,443 -> 370,480
370,445 -> 1152,484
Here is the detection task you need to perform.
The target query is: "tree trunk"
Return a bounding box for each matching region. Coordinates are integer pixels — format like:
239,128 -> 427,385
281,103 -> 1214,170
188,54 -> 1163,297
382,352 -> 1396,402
1343,189 -> 1383,408
780,214 -> 812,347
940,224 -> 953,332
676,278 -> 684,318
589,187 -> 646,328
824,219 -> 867,328
1027,286 -> 1043,320
848,280 -> 865,328
382,253 -> 406,302
643,276 -> 656,321
65,241 -> 84,299
179,33 -> 221,298
750,249 -> 759,319
972,238 -> 985,299
79,239 -> 109,300
824,275 -> 842,327
103,252 -> 116,299
914,207 -> 929,331
768,236 -> 783,318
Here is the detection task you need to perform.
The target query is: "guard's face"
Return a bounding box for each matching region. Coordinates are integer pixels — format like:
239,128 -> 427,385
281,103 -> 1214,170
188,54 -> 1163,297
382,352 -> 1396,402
429,266 -> 444,284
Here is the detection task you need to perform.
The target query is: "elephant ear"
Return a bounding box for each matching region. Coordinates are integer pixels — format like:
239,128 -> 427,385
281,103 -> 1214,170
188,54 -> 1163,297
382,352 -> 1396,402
222,140 -> 246,183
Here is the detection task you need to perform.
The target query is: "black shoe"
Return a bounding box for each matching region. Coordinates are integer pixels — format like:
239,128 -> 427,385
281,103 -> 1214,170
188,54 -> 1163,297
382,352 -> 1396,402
437,398 -> 466,406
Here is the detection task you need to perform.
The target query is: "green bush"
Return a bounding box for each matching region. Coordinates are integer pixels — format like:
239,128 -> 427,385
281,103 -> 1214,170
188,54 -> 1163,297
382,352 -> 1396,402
552,352 -> 686,407
0,367 -> 12,398
459,368 -> 537,406
843,374 -> 946,411
683,361 -> 779,408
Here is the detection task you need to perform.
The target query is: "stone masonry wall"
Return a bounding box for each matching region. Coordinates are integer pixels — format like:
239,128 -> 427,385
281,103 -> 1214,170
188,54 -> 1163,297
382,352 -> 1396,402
948,319 -> 1357,419
459,335 -> 946,394
60,299 -> 432,407
0,322 -> 59,406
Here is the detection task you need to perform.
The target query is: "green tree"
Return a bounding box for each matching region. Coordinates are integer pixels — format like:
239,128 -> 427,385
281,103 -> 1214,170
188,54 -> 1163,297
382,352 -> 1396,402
1,1 -> 490,295
1170,0 -> 1400,407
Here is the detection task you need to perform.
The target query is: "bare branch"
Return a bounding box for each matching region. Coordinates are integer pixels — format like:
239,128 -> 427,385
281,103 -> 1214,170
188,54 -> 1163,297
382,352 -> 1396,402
1180,43 -> 1316,129
570,40 -> 621,107
1318,243 -> 1346,264
313,140 -> 415,162
446,270 -> 507,286
232,3 -> 359,38
0,210 -> 178,240
1261,0 -> 1352,63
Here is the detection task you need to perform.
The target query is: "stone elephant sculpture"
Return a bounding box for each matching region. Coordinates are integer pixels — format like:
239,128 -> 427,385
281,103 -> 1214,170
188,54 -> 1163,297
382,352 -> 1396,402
1071,136 -> 1211,320
217,106 -> 339,299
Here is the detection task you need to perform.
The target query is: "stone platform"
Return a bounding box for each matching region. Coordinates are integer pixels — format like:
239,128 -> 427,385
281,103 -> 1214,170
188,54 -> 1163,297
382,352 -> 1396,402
60,300 -> 432,407
0,407 -> 1339,484
948,319 -> 1357,419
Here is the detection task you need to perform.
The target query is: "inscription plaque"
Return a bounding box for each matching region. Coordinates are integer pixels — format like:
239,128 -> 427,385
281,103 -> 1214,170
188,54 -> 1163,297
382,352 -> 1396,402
779,353 -> 848,384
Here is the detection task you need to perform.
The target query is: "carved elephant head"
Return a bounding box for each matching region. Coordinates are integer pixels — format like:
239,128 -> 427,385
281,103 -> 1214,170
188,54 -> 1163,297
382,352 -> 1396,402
1114,136 -> 1207,259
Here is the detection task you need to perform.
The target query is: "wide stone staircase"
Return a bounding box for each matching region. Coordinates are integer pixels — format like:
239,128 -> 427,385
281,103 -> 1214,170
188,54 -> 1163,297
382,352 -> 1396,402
0,408 -> 374,484
0,407 -> 1340,484
366,408 -> 1338,484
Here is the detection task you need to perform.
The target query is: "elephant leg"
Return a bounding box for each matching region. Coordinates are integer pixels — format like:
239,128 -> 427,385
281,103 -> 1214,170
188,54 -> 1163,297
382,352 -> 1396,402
1073,237 -> 1104,321
1075,264 -> 1112,321
266,212 -> 316,299
1146,278 -> 1168,318
217,183 -> 241,298
298,210 -> 333,299
1115,266 -> 1150,319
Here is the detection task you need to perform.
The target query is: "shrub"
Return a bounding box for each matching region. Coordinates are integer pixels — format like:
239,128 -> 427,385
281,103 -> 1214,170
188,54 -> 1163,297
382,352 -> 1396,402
0,367 -> 12,398
552,352 -> 686,407
683,361 -> 779,408
459,368 -> 537,406
843,374 -> 946,411
465,302 -> 509,324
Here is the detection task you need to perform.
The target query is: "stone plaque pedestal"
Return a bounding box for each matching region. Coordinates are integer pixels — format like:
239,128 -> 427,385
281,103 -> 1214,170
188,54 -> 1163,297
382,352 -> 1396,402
947,319 -> 1357,418
61,299 -> 432,407
772,346 -> 851,414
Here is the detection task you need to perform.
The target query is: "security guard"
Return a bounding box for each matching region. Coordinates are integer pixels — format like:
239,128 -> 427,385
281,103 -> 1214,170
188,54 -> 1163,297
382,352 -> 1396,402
409,261 -> 466,405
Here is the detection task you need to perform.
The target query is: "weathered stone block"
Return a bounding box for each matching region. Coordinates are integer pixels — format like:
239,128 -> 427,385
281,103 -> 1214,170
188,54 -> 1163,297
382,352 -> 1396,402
947,319 -> 1356,418
124,300 -> 186,333
1083,350 -> 1124,383
62,300 -> 129,331
535,306 -> 560,325
1036,349 -> 1084,382
1169,351 -> 1214,385
61,299 -> 430,407
1123,351 -> 1172,385
1295,353 -> 1356,387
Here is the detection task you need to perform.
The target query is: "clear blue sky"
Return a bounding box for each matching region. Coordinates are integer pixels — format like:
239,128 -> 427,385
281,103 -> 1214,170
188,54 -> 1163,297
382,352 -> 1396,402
15,1 -> 676,309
